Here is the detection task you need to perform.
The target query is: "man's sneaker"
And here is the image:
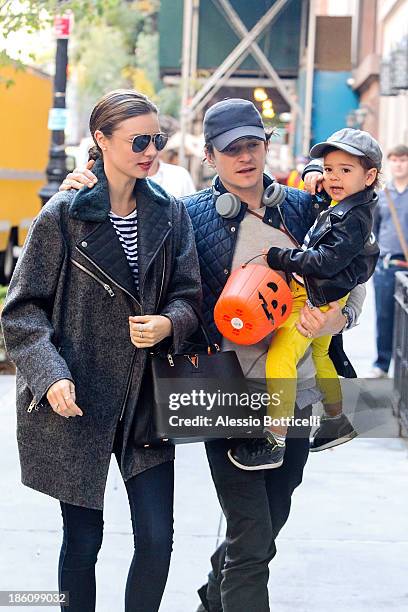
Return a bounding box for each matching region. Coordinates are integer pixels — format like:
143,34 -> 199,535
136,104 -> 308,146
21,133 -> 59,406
227,433 -> 285,470
367,366 -> 388,378
310,414 -> 357,452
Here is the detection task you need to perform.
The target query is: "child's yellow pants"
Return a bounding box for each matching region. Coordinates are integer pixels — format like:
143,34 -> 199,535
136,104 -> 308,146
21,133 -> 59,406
265,279 -> 349,420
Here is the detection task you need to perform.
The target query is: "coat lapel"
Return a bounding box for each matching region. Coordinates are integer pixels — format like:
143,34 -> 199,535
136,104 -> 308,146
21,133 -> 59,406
68,160 -> 174,301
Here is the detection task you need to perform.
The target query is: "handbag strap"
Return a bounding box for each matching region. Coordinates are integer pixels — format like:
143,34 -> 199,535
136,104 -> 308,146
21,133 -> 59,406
183,300 -> 220,354
384,187 -> 408,261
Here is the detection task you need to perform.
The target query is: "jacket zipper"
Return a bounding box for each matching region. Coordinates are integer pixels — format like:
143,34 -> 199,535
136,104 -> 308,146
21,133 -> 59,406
71,258 -> 115,297
155,247 -> 166,312
75,246 -> 141,307
27,399 -> 37,413
139,227 -> 171,299
277,208 -> 330,307
27,347 -> 63,413
119,350 -> 137,421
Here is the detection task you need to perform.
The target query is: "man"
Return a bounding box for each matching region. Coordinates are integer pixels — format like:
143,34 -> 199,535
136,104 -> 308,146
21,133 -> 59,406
370,145 -> 408,377
60,98 -> 365,612
184,99 -> 364,612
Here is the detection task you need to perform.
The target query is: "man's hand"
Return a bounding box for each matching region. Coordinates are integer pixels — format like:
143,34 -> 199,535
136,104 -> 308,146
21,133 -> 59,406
129,315 -> 173,348
47,379 -> 83,418
59,159 -> 97,191
296,301 -> 346,338
303,171 -> 324,195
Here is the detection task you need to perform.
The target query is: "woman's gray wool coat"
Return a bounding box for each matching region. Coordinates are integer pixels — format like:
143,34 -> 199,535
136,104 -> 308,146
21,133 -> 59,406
1,162 -> 202,509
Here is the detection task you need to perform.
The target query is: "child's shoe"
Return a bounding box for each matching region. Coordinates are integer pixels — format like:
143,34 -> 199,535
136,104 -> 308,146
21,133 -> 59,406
310,413 -> 357,452
228,432 -> 285,470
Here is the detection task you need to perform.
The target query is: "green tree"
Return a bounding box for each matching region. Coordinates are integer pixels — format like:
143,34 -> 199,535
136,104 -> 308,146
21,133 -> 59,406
73,22 -> 132,136
1,0 -> 181,117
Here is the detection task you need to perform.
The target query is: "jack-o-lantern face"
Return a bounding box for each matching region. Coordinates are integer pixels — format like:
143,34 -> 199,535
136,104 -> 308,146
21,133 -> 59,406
214,264 -> 293,345
258,281 -> 289,325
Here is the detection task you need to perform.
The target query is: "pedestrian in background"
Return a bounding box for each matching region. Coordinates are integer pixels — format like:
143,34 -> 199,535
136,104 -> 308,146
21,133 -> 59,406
1,89 -> 201,612
370,144 -> 408,377
148,153 -> 196,197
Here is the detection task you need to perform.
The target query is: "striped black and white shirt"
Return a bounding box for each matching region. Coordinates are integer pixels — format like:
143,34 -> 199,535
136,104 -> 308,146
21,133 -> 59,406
109,208 -> 139,289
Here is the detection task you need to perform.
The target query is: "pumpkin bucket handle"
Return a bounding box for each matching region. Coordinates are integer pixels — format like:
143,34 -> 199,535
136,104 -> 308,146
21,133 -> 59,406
242,253 -> 265,268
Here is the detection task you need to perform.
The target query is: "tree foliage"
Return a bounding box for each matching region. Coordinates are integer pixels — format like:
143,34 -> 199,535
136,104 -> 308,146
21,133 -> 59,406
0,0 -> 180,118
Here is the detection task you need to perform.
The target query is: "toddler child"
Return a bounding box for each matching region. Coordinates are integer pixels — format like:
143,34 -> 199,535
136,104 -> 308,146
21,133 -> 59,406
229,128 -> 381,471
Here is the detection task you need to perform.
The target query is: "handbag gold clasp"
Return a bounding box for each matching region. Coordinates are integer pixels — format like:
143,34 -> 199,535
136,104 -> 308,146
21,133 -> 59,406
186,354 -> 199,368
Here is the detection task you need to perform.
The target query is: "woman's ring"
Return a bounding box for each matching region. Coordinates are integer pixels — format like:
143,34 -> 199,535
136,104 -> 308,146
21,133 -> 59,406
307,331 -> 312,338
139,330 -> 144,339
55,403 -> 60,410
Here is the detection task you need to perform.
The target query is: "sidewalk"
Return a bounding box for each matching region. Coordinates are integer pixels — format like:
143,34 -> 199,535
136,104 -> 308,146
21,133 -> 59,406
1,281 -> 408,611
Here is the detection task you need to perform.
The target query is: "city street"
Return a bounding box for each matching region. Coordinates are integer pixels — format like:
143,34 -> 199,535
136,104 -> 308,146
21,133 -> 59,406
1,280 -> 407,612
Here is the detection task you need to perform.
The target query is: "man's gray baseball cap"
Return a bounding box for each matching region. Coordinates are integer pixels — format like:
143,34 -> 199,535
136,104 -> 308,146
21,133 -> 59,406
204,98 -> 266,152
310,128 -> 382,167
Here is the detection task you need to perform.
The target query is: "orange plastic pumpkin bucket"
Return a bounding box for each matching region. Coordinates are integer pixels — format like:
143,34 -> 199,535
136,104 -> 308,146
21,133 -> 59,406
214,264 -> 293,345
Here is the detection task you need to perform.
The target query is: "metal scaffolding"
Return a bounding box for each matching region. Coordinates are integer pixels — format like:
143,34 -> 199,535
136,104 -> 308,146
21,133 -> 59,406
178,0 -> 309,165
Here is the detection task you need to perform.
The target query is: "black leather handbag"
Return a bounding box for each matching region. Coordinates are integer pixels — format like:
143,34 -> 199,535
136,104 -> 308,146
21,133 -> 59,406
132,305 -> 248,447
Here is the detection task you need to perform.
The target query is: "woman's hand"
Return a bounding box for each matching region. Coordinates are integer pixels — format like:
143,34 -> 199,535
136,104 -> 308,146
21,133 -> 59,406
129,315 -> 173,348
47,379 -> 83,418
296,301 -> 347,339
59,159 -> 98,191
303,171 -> 324,195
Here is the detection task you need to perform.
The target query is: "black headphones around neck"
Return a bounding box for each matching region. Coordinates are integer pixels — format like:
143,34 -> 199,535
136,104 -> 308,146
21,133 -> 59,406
212,177 -> 286,219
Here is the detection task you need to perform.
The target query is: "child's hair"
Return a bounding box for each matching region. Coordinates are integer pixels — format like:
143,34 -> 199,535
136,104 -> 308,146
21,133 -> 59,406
323,145 -> 382,190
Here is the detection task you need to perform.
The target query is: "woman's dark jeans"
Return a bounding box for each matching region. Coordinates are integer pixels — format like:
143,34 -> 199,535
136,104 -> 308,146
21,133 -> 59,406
58,458 -> 174,612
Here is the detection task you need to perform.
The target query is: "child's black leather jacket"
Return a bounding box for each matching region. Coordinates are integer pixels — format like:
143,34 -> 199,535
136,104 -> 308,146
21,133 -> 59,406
267,187 -> 380,307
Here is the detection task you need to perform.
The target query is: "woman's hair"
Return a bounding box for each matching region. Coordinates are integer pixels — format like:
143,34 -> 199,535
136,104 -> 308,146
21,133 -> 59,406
323,145 -> 382,189
88,89 -> 158,161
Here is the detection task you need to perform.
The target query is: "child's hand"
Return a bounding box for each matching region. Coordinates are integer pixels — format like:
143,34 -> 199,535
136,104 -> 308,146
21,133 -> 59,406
265,246 -> 283,270
303,171 -> 324,195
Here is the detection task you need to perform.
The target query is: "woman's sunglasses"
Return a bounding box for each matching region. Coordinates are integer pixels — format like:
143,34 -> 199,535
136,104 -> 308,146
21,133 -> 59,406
131,133 -> 168,153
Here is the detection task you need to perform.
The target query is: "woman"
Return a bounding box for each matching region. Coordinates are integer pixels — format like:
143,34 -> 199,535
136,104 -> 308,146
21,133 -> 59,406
1,89 -> 201,612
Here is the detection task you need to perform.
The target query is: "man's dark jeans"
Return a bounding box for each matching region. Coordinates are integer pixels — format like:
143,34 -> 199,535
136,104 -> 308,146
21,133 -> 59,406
199,404 -> 312,612
373,259 -> 407,373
